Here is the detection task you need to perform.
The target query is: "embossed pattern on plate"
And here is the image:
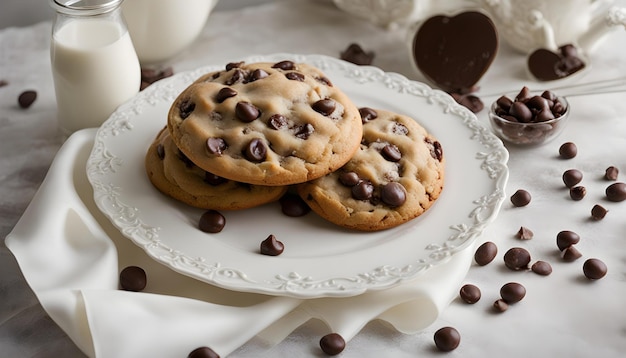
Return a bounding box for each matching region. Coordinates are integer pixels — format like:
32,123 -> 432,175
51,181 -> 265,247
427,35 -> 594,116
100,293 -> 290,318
86,54 -> 509,298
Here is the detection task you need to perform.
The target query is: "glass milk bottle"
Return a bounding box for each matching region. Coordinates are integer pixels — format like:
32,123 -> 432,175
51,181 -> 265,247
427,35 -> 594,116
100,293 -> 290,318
50,0 -> 141,137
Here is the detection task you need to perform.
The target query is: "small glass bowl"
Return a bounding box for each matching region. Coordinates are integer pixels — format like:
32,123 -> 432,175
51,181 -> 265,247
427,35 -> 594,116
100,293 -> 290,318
488,93 -> 569,146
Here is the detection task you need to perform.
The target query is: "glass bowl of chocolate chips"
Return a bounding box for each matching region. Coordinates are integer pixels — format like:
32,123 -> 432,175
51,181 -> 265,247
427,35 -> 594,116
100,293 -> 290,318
489,86 -> 569,146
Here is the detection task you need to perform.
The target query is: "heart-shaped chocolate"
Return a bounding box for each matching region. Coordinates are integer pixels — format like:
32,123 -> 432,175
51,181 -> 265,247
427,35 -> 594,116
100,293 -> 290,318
527,44 -> 586,81
412,11 -> 498,93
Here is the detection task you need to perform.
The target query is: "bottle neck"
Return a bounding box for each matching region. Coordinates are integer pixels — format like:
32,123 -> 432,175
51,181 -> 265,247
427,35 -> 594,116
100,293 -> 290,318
50,0 -> 124,17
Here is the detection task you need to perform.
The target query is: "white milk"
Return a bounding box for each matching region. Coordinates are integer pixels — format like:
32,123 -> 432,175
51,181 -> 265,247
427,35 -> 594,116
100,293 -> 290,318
51,19 -> 140,135
122,0 -> 217,66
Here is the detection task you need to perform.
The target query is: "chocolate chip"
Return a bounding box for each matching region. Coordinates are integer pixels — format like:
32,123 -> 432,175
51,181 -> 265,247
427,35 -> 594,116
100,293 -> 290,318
316,76 -> 333,87
556,230 -> 580,251
268,114 -> 288,130
510,189 -> 531,207
381,182 -> 407,207
188,346 -> 220,358
496,95 -> 513,112
393,122 -> 409,135
17,90 -> 37,109
503,247 -> 531,271
516,226 -> 533,240
156,144 -> 165,160
199,210 -> 226,233
319,333 -> 346,356
425,138 -> 443,162
474,241 -> 497,266
225,61 -> 244,71
583,258 -> 607,280
381,144 -> 401,162
177,150 -> 195,168
451,93 -> 484,113
605,182 -> 626,202
531,261 -> 553,276
119,266 -> 147,292
351,180 -> 374,200
206,137 -> 227,155
285,72 -> 305,81
591,204 -> 608,220
312,99 -> 336,116
0,79 -> 8,87
459,284 -> 481,304
179,99 -> 196,119
260,234 -> 284,256
340,43 -> 375,66
216,87 -> 237,103
562,169 -> 583,188
358,107 -> 378,123
560,139 -> 577,155
204,172 -> 228,186
500,282 -> 526,304
339,171 -> 360,187
295,123 -> 314,139
235,101 -> 260,122
509,101 -> 533,123
569,186 -> 586,201
605,166 -> 619,181
244,138 -> 267,162
279,193 -> 310,217
562,245 -> 582,262
515,86 -> 531,102
272,60 -> 296,70
493,299 -> 509,312
248,68 -> 269,82
433,327 -> 460,352
225,68 -> 245,85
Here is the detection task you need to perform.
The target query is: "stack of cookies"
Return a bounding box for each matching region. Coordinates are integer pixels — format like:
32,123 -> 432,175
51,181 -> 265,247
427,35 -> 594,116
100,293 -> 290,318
145,60 -> 445,231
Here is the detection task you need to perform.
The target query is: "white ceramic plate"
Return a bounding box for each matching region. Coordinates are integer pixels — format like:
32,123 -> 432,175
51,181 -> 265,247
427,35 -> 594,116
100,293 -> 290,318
86,53 -> 509,298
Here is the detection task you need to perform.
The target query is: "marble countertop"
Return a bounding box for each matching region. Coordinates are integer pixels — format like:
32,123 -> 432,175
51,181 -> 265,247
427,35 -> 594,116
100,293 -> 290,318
2,1 -> 626,357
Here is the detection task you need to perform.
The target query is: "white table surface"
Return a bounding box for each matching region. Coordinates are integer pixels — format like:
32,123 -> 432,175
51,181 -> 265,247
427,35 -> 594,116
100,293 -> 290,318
2,0 -> 626,357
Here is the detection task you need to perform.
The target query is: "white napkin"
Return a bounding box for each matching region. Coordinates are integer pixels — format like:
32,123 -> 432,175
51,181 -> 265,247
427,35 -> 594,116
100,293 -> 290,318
6,129 -> 473,358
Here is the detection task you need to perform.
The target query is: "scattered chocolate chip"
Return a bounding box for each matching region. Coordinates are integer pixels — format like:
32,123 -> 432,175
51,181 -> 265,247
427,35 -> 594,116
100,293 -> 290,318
605,182 -> 626,202
500,282 -> 526,304
474,241 -> 497,266
316,76 -> 333,86
204,172 -> 228,186
352,180 -> 374,200
294,123 -> 314,139
216,87 -> 237,103
381,182 -> 407,207
285,72 -> 305,81
556,230 -> 580,251
451,93 -> 484,113
225,61 -> 244,71
493,299 -> 509,312
503,247 -> 531,271
248,68 -> 269,82
319,333 -> 346,356
569,186 -> 586,201
359,107 -> 378,123
591,204 -> 608,220
427,139 -> 444,162
433,327 -> 460,352
18,90 -> 37,109
279,193 -> 310,217
199,210 -> 226,233
559,142 -> 577,159
312,99 -> 336,116
0,79 -> 8,87
206,137 -> 227,155
235,101 -> 260,122
156,144 -> 165,160
459,284 -> 481,304
339,171 -> 360,187
272,60 -> 296,71
562,169 -> 583,188
179,99 -> 195,119
531,261 -> 553,276
604,166 -> 619,181
516,226 -> 533,240
244,138 -> 267,162
510,189 -> 531,207
268,114 -> 288,130
188,346 -> 220,358
562,246 -> 582,262
260,234 -> 284,256
119,266 -> 147,292
340,43 -> 375,66
381,144 -> 401,162
582,258 -> 607,280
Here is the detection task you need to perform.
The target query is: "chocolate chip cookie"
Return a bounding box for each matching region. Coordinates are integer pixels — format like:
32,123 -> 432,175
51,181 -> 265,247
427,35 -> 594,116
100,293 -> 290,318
297,108 -> 445,231
167,60 -> 363,186
145,127 -> 287,210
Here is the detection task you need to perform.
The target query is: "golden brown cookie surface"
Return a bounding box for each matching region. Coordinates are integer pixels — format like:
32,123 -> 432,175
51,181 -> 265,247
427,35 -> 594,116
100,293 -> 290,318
297,108 -> 445,231
167,61 -> 362,186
